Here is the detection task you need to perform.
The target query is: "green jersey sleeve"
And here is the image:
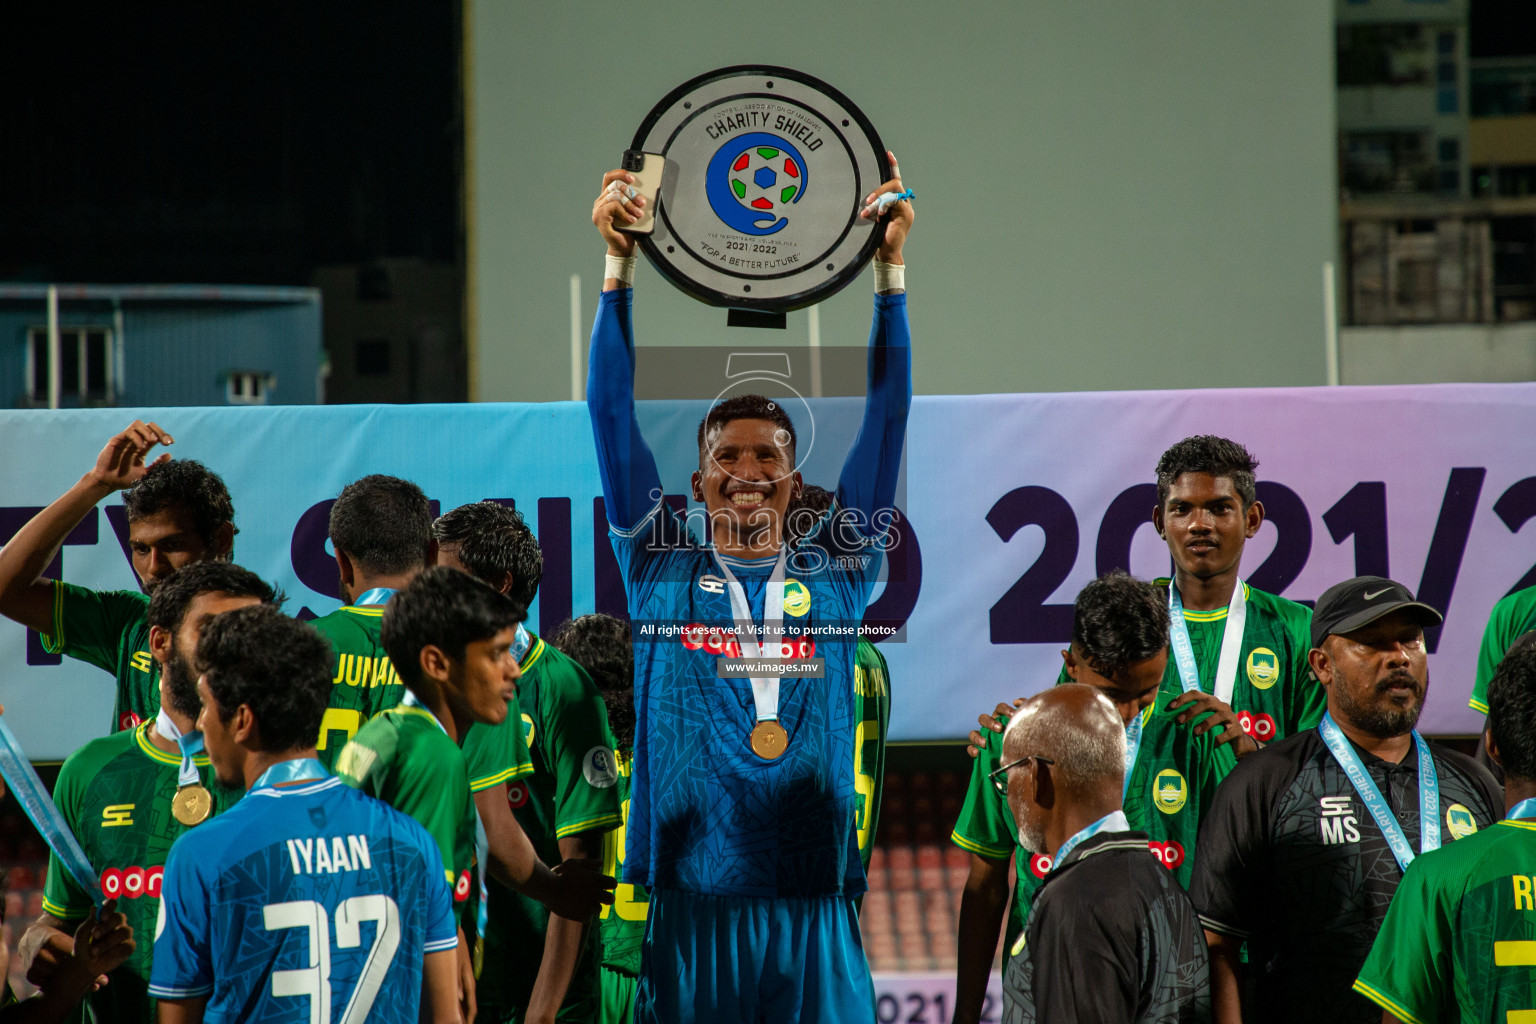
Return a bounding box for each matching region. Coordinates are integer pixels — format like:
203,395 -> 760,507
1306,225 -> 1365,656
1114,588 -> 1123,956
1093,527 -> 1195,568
950,712 -> 1015,861
532,648 -> 622,839
1472,587 -> 1536,714
1353,848 -> 1453,1024
1276,598 -> 1325,733
337,713 -> 470,887
854,640 -> 891,866
460,694 -> 535,793
38,581 -> 148,673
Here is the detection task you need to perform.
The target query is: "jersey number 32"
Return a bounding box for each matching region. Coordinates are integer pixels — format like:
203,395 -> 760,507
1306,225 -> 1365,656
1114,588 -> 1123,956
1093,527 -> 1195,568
263,895 -> 401,1024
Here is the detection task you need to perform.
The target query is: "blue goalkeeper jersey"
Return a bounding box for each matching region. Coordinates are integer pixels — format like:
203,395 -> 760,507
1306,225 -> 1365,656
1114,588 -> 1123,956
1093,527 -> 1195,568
588,286 -> 911,899
149,771 -> 458,1023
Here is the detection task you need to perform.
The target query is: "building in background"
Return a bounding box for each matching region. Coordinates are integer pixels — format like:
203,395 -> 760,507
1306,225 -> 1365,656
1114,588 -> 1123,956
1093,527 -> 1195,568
0,284 -> 322,408
1335,0 -> 1536,382
314,259 -> 464,404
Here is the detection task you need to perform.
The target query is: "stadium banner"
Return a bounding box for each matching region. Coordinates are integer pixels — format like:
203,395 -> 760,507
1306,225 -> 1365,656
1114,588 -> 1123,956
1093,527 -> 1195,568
871,972 -> 1002,1023
2,381 -> 1532,758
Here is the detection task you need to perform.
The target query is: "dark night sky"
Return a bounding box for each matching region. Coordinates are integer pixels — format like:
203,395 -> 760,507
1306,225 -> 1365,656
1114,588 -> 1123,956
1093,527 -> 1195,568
1470,0 -> 1536,58
0,2 -> 459,285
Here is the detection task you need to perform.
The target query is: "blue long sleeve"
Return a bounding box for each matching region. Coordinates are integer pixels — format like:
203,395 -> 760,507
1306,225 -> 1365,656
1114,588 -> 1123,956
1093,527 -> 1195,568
836,292 -> 913,533
587,288 -> 664,531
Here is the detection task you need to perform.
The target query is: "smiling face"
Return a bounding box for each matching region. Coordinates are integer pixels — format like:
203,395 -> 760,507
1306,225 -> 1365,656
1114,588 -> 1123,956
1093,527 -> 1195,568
692,417 -> 802,551
1315,609 -> 1429,738
1154,472 -> 1262,582
447,627 -> 521,726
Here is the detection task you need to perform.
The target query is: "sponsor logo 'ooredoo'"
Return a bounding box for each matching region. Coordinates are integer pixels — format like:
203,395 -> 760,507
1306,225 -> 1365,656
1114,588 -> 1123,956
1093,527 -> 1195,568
679,625 -> 816,659
101,865 -> 163,900
1236,710 -> 1277,742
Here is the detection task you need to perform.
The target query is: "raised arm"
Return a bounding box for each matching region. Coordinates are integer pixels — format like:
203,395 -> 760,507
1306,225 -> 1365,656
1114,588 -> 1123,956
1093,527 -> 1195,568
837,154 -> 914,534
0,421 -> 171,632
587,169 -> 663,532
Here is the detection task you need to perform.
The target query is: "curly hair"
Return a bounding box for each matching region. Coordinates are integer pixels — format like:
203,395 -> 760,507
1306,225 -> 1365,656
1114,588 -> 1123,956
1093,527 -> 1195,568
548,614 -> 634,751
382,566 -> 526,698
432,501 -> 544,609
197,605 -> 331,752
1072,571 -> 1170,680
1154,435 -> 1259,510
122,459 -> 237,549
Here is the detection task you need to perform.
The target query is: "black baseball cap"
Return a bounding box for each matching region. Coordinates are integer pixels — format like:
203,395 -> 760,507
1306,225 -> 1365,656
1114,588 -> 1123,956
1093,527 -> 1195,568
1310,576 -> 1443,649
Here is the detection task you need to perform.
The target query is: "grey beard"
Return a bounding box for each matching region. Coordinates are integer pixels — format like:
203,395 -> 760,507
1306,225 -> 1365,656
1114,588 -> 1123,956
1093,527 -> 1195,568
1017,820 -> 1047,855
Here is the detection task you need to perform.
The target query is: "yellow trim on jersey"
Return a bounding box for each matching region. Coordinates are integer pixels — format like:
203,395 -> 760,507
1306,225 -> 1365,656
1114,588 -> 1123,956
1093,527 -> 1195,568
40,897 -> 85,922
508,761 -> 536,778
520,637 -> 547,673
950,830 -> 1011,860
1503,820 -> 1536,834
392,705 -> 441,726
343,605 -> 385,618
1351,979 -> 1428,1024
469,767 -> 519,793
554,811 -> 622,839
40,579 -> 67,654
1157,580 -> 1251,622
1469,696 -> 1490,714
134,722 -> 211,768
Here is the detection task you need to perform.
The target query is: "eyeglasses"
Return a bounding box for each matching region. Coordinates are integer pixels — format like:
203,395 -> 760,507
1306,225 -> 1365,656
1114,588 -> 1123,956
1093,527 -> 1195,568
989,754 -> 1055,796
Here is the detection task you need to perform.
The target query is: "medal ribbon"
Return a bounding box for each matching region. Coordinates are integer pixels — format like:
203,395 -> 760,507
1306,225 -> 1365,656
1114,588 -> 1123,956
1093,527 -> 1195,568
1169,578 -> 1247,704
1123,707 -> 1148,800
355,587 -> 397,607
1318,712 -> 1439,872
1051,810 -> 1130,872
714,551 -> 789,724
1508,798 -> 1536,821
0,715 -> 103,904
512,623 -> 533,664
155,709 -> 205,788
252,757 -> 329,790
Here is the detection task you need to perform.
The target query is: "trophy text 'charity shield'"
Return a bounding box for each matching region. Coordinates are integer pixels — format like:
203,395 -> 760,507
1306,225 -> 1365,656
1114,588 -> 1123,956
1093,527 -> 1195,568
631,66 -> 890,319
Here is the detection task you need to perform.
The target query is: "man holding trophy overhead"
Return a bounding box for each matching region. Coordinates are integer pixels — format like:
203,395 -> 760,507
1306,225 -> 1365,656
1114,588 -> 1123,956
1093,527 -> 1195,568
586,152 -> 914,1023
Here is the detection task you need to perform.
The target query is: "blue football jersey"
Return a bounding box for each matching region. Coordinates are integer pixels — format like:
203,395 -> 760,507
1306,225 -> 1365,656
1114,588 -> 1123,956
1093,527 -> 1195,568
149,774 -> 457,1022
615,504 -> 882,899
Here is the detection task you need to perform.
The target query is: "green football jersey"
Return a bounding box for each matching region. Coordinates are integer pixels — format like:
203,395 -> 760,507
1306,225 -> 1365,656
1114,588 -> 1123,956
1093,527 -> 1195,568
38,580 -> 156,733
311,603 -> 406,771
854,640 -> 892,870
462,692 -> 536,794
1470,586 -> 1536,714
597,749 -> 648,979
950,697 -> 1238,958
335,704 -> 478,929
478,636 -> 622,1019
41,723 -> 239,1024
1355,818 -> 1536,1024
1156,579 -> 1323,741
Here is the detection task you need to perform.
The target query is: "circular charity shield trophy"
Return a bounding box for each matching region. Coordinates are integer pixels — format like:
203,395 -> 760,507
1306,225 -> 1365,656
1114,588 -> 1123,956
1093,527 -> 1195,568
630,65 -> 889,315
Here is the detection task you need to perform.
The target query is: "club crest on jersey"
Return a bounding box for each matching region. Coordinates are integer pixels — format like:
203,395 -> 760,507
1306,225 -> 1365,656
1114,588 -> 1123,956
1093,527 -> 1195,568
1246,648 -> 1279,690
584,746 -> 620,789
1446,803 -> 1478,840
783,579 -> 812,617
1153,770 -> 1188,814
698,574 -> 726,595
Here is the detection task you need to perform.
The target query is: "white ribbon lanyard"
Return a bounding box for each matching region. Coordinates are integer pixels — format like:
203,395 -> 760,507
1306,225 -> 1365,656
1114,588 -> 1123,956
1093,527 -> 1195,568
1052,809 -> 1130,872
713,551 -> 788,724
154,709 -> 204,788
1168,578 -> 1247,705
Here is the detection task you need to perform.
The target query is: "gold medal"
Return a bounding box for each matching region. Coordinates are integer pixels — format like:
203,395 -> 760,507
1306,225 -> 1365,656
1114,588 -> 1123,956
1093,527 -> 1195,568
172,784 -> 212,826
749,721 -> 789,760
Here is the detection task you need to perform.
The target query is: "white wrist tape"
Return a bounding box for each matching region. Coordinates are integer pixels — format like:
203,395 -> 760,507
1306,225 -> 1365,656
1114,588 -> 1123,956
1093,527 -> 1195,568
873,260 -> 905,293
605,253 -> 638,286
